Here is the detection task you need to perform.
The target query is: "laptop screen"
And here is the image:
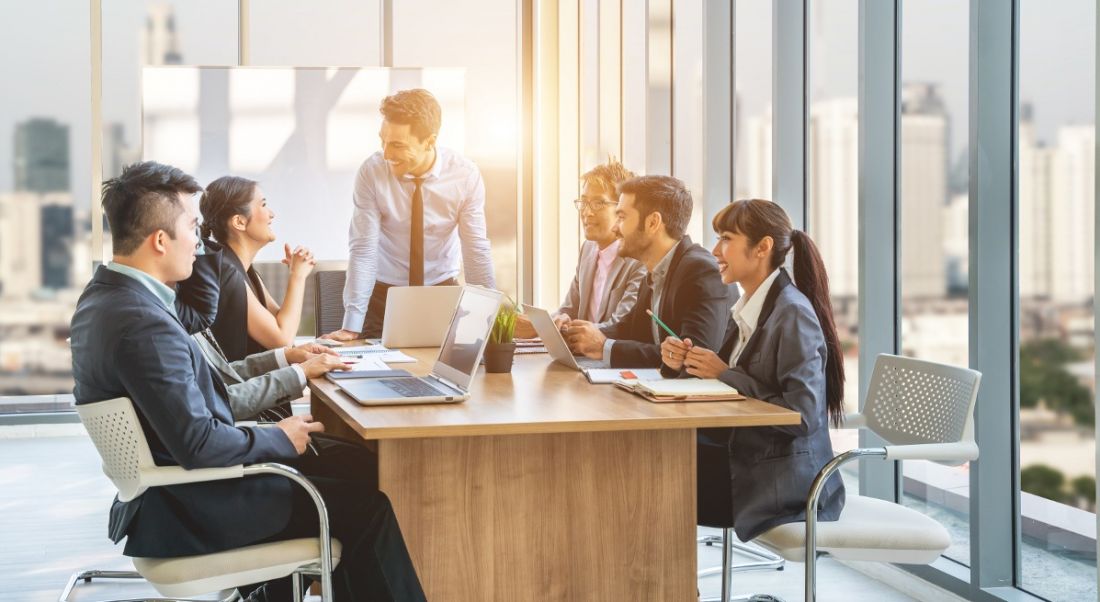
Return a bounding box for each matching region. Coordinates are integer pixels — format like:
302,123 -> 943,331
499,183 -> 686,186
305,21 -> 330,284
433,287 -> 503,386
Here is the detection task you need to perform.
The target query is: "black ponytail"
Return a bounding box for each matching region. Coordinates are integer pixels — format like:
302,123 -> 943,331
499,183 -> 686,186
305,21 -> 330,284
200,176 -> 257,244
790,229 -> 845,428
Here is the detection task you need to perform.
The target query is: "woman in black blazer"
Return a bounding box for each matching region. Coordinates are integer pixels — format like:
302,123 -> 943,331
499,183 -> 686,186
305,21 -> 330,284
200,176 -> 316,361
661,199 -> 846,542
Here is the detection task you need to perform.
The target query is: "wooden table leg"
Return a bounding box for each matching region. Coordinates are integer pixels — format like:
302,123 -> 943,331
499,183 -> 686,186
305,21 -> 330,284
379,429 -> 697,601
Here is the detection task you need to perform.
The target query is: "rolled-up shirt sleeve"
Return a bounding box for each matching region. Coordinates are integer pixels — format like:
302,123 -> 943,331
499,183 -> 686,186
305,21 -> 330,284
342,164 -> 382,331
457,168 -> 496,289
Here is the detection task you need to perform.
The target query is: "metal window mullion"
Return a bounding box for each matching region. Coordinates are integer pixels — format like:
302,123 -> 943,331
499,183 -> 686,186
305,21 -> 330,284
1094,0 -> 1100,592
382,0 -> 393,67
238,0 -> 250,65
90,0 -> 103,266
519,0 -> 535,304
702,0 -> 732,228
857,0 -> 901,503
646,0 -> 672,175
968,0 -> 1018,590
773,0 -> 807,229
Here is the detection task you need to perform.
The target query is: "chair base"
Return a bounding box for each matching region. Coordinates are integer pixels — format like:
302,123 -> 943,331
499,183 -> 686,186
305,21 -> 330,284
702,593 -> 787,602
58,569 -> 241,602
697,528 -> 787,602
697,535 -> 786,576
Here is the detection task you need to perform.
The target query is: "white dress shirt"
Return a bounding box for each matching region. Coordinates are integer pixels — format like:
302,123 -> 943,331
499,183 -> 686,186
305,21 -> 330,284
272,347 -> 307,387
342,147 -> 497,331
729,268 -> 782,365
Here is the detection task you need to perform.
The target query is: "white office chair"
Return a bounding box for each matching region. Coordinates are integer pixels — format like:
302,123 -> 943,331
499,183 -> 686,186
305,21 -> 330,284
61,397 -> 341,602
748,354 -> 981,602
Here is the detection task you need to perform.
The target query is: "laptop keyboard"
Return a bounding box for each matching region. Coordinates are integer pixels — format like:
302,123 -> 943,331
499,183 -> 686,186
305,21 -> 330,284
381,378 -> 446,398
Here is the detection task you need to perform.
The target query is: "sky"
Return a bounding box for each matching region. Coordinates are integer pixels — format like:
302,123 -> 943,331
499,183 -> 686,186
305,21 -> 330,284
0,0 -> 1096,205
738,0 -> 1096,156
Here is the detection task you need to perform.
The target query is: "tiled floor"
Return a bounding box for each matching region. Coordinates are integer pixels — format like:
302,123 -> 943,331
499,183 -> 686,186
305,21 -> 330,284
2,430 -> 923,601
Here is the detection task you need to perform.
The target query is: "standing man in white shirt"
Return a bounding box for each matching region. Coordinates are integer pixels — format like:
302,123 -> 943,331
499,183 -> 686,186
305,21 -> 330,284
323,88 -> 496,341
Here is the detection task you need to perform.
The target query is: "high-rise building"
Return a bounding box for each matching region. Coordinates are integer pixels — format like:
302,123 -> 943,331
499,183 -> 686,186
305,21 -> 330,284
143,3 -> 183,66
40,202 -> 74,290
1048,125 -> 1094,304
1019,112 -> 1095,305
0,194 -> 43,299
1019,115 -> 1054,300
103,122 -> 138,180
942,193 -> 969,294
13,118 -> 69,194
900,83 -> 948,299
808,97 -> 859,298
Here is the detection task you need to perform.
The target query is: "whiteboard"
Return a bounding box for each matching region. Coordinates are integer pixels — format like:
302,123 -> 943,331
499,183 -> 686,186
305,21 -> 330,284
142,66 -> 466,262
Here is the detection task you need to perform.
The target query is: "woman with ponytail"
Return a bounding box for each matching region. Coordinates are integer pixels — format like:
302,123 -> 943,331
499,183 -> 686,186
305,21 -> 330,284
200,176 -> 316,361
661,198 -> 846,542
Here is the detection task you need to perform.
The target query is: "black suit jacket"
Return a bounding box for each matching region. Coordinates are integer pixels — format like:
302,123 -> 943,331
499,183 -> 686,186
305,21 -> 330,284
600,236 -> 732,372
71,266 -> 298,558
174,240 -> 228,335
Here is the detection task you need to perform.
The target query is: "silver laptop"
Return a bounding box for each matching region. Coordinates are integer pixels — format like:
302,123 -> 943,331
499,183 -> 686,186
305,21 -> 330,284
381,286 -> 464,348
521,304 -> 603,370
339,286 -> 503,405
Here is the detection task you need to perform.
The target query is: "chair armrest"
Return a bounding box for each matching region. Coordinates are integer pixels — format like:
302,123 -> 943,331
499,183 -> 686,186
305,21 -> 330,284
243,463 -> 336,596
840,412 -> 866,429
884,441 -> 979,464
141,464 -> 245,489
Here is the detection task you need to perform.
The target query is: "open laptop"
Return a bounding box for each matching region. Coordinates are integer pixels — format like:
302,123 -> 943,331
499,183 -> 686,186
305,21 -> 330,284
521,304 -> 604,370
381,286 -> 464,348
338,286 -> 503,405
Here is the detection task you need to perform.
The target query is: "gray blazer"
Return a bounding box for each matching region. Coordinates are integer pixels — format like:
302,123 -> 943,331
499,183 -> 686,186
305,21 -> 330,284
714,269 -> 845,541
192,332 -> 305,421
557,240 -> 646,329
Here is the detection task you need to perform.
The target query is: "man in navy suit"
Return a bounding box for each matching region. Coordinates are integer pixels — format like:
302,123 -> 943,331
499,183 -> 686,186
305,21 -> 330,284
71,161 -> 426,602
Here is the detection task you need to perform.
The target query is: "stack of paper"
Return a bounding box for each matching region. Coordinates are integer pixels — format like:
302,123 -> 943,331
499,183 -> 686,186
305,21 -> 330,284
583,368 -> 663,384
337,345 -> 418,364
615,378 -> 743,402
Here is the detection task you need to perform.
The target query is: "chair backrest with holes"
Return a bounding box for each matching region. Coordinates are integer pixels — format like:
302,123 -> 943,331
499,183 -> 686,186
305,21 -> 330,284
315,270 -> 347,336
75,397 -> 157,502
863,354 -> 981,451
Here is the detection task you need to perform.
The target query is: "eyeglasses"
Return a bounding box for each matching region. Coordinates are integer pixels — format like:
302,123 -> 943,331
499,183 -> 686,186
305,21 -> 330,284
573,198 -> 618,212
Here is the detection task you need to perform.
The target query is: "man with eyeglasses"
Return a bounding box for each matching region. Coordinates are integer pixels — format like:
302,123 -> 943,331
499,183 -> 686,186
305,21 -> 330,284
515,157 -> 646,338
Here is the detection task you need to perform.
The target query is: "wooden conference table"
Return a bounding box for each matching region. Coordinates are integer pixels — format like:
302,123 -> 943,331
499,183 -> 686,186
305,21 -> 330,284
309,347 -> 800,601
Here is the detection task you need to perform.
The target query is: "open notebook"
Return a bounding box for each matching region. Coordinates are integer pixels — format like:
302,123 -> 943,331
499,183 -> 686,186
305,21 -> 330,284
614,378 -> 745,403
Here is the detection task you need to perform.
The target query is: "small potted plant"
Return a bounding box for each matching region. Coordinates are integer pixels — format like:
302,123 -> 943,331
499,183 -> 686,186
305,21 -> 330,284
483,298 -> 519,373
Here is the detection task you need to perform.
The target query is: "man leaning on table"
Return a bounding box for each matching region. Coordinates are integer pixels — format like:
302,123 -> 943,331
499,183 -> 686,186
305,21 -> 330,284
323,88 -> 497,341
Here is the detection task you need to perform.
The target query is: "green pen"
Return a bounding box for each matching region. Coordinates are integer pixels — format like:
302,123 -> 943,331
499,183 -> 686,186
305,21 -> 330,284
645,309 -> 683,342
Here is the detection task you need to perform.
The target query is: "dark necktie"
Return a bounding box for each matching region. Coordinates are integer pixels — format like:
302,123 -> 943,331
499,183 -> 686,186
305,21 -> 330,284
409,177 -> 426,286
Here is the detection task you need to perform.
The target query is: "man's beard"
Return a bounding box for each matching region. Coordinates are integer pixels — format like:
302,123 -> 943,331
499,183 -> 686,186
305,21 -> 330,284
619,231 -> 649,262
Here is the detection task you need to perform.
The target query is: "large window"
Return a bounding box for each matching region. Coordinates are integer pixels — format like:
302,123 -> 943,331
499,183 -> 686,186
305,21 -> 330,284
733,0 -> 773,202
393,0 -> 520,299
808,0 -> 860,478
100,1 -> 239,259
0,1 -> 91,412
899,0 -> 971,567
1017,0 -> 1097,599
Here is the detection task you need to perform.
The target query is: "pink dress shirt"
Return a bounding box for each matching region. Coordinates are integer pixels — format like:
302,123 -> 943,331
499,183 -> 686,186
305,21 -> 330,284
586,240 -> 621,322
